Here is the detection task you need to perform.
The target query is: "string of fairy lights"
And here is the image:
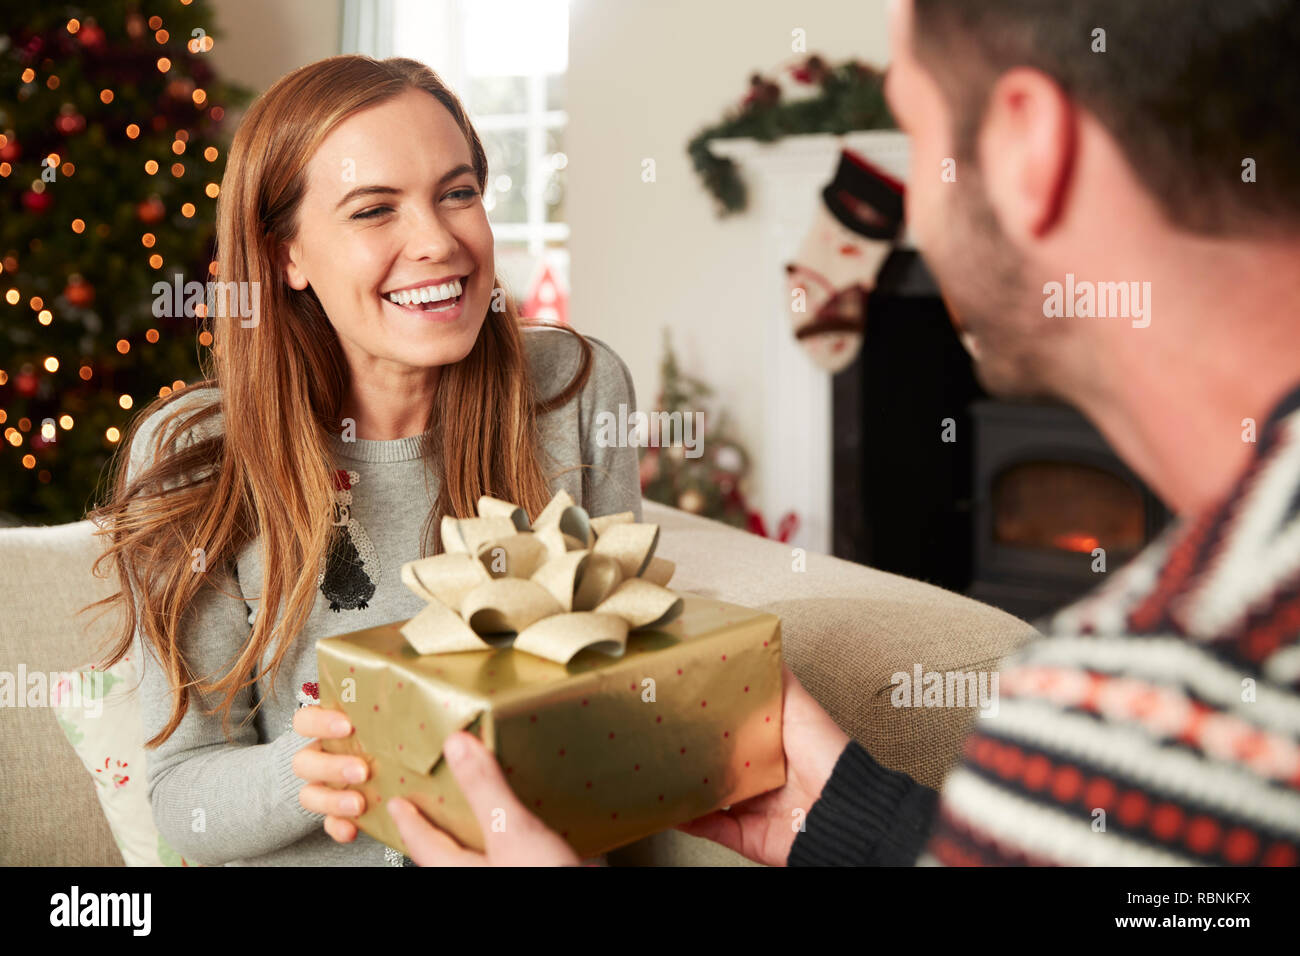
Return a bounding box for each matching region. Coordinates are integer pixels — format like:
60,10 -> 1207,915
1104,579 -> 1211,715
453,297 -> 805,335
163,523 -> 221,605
0,5 -> 230,486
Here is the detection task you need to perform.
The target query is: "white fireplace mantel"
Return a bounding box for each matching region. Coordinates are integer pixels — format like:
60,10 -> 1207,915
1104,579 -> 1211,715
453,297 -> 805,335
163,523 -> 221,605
708,131 -> 910,555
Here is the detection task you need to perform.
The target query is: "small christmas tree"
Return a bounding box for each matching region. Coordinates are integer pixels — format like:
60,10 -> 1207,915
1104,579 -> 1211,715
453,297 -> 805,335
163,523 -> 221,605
639,328 -> 764,532
0,1 -> 252,524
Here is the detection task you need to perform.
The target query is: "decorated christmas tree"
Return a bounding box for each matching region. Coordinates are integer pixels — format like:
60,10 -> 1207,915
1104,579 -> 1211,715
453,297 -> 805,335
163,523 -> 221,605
639,328 -> 798,540
0,0 -> 252,525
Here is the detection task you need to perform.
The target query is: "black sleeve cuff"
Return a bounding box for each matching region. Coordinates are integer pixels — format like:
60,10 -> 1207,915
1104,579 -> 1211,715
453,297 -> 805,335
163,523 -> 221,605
787,739 -> 940,866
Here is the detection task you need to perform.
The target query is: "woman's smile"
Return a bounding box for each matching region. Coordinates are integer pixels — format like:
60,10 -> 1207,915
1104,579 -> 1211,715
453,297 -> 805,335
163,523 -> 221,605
380,273 -> 471,323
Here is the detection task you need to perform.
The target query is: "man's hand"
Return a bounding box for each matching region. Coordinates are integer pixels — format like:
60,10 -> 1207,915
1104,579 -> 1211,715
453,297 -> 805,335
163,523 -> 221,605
676,662 -> 850,866
387,731 -> 581,866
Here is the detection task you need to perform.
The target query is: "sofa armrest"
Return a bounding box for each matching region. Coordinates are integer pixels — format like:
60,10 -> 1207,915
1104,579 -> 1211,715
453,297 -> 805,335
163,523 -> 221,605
0,521 -> 126,865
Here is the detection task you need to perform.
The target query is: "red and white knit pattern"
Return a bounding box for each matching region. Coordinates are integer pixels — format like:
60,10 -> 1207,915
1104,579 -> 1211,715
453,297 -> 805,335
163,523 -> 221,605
923,396 -> 1300,867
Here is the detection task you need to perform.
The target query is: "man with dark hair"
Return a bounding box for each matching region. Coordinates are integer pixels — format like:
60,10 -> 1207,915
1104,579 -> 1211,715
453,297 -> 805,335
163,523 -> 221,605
741,0 -> 1300,866
911,0 -> 1300,236
383,0 -> 1300,866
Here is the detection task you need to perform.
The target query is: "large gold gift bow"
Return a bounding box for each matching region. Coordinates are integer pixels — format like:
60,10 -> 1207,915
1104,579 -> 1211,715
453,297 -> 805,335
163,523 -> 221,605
398,490 -> 684,664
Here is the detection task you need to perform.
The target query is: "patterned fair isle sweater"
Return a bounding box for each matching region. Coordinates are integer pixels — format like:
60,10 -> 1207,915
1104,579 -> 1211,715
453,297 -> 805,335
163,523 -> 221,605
790,383 -> 1300,867
128,328 -> 643,866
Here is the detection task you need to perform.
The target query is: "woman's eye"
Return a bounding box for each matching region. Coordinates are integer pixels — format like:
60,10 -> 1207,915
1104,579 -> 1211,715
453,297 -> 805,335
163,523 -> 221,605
351,189 -> 477,220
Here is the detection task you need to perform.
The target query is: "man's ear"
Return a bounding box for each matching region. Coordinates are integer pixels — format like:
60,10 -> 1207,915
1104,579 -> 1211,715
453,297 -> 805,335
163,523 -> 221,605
977,67 -> 1076,242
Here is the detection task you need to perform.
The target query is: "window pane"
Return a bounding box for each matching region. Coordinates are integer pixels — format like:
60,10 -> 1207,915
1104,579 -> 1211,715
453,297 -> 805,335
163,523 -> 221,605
544,127 -> 566,223
481,128 -> 527,223
545,245 -> 570,291
494,241 -> 535,302
545,72 -> 566,111
467,75 -> 527,115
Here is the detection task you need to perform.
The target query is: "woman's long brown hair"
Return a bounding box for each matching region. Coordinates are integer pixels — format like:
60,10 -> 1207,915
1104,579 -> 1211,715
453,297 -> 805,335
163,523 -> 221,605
83,56 -> 593,748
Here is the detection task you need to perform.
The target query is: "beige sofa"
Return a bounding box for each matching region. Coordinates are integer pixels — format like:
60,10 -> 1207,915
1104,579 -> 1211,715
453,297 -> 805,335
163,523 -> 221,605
0,499 -> 1036,866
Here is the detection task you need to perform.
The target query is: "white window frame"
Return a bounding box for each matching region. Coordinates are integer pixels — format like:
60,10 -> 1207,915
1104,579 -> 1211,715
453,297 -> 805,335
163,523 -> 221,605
341,0 -> 569,259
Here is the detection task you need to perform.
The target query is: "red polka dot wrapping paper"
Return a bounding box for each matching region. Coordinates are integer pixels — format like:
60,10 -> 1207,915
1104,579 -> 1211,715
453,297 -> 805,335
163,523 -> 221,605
316,594 -> 786,859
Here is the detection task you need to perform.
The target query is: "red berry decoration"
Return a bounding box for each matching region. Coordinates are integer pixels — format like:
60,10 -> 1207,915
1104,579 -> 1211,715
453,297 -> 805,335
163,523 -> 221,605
791,55 -> 829,86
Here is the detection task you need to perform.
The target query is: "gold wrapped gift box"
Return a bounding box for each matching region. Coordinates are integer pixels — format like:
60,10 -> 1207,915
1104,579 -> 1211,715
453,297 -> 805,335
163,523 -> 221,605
316,490 -> 785,860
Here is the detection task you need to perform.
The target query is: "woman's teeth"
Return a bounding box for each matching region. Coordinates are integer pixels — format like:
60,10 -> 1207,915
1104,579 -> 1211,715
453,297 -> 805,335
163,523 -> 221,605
384,277 -> 464,310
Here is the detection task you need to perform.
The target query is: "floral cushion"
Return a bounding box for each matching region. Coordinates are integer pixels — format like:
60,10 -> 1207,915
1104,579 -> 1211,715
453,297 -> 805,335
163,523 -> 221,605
52,654 -> 197,866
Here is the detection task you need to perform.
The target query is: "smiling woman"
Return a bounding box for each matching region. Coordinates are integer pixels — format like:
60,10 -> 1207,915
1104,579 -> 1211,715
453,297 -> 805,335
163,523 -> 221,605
277,84 -> 505,435
81,55 -> 642,866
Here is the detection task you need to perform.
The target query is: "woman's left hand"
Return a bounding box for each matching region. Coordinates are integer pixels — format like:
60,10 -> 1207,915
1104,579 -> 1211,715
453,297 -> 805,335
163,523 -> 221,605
388,731 -> 582,866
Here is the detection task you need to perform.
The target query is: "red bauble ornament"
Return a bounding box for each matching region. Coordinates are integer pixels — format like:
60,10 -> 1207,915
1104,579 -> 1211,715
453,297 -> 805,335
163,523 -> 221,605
22,189 -> 52,214
54,106 -> 85,135
64,276 -> 95,307
166,78 -> 195,102
137,196 -> 166,224
78,23 -> 107,50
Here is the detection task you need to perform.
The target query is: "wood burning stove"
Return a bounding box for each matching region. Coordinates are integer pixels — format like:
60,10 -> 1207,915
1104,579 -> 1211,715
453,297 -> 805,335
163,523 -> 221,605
968,400 -> 1170,621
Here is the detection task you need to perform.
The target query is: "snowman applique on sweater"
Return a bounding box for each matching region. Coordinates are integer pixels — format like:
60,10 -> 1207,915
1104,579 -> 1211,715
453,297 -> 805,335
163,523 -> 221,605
317,468 -> 379,612
309,471 -> 415,867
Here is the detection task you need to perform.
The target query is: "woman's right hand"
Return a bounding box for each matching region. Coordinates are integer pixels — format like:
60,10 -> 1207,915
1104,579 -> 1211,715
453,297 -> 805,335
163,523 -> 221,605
291,705 -> 370,844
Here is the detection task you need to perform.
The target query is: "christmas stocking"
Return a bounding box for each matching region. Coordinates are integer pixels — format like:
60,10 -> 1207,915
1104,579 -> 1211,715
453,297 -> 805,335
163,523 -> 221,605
785,149 -> 905,372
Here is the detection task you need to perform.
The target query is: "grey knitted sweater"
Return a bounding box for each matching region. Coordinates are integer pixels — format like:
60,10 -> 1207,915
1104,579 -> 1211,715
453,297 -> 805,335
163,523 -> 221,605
127,328 -> 643,865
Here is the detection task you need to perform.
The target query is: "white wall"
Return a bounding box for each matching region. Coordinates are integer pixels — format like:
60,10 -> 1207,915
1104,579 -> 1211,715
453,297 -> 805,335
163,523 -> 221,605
566,0 -> 891,526
209,0 -> 343,96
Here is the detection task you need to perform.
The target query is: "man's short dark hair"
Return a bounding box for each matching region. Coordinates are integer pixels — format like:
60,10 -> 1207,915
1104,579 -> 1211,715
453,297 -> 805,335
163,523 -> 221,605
911,0 -> 1300,236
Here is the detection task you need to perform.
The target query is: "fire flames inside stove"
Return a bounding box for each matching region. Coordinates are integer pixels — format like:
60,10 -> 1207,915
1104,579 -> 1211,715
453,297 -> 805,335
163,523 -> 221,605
992,461 -> 1144,557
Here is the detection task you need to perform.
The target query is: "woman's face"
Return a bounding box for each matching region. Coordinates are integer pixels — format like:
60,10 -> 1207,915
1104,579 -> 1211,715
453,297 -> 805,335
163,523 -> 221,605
281,88 -> 494,376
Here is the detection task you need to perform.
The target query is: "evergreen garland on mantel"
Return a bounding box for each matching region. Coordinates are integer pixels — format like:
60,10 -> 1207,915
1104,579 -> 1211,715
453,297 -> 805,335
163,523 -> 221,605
687,55 -> 895,216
